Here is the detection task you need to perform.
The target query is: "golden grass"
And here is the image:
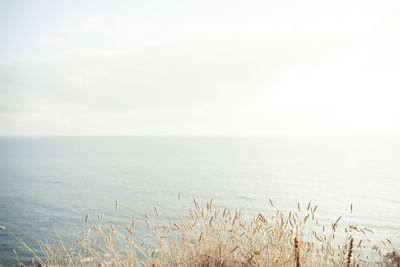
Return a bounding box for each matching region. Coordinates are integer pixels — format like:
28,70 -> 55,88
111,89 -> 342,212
1,198 -> 399,266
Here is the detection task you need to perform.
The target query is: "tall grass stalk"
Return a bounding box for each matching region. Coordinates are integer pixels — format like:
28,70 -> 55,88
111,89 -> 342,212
1,199 -> 399,266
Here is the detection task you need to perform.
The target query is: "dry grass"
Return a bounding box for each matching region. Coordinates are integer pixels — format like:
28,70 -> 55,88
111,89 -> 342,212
1,198 -> 399,266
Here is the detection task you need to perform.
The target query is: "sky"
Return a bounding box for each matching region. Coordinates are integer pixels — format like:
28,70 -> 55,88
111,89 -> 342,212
1,0 -> 400,136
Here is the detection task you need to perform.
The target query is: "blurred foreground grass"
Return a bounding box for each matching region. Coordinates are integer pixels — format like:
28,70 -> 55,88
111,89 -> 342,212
1,198 -> 399,266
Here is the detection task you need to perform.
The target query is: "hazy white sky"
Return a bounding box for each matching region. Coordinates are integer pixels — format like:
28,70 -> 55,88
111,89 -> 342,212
1,0 -> 400,136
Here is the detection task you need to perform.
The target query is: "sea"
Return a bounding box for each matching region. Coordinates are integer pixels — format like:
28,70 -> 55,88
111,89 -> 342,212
0,136 -> 399,264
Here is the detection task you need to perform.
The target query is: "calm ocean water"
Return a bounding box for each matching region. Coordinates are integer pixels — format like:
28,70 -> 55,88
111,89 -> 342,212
0,136 -> 399,264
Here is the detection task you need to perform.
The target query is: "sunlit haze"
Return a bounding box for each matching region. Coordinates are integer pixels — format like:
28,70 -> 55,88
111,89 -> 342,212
1,0 -> 400,136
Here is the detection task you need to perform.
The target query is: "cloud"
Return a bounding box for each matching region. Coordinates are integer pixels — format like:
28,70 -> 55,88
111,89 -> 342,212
1,0 -> 400,135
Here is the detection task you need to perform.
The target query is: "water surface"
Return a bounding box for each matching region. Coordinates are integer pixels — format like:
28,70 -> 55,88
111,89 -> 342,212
0,136 -> 399,264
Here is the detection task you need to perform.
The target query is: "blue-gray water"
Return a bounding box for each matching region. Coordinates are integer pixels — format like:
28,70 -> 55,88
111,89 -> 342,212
0,136 -> 399,264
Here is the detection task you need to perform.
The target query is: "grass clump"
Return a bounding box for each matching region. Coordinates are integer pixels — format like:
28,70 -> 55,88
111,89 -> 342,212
1,198 -> 399,266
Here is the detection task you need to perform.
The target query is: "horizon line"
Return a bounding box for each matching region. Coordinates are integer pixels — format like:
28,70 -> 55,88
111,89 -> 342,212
1,132 -> 400,138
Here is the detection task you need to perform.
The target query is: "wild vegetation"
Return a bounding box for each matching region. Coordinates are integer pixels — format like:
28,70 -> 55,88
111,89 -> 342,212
1,198 -> 399,266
